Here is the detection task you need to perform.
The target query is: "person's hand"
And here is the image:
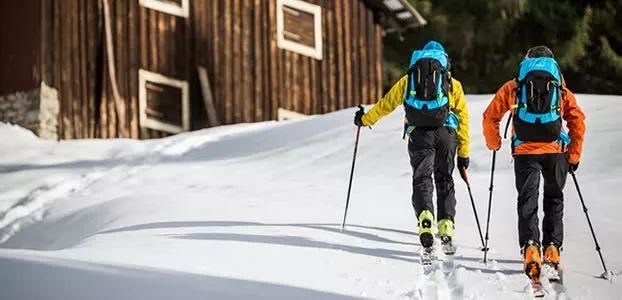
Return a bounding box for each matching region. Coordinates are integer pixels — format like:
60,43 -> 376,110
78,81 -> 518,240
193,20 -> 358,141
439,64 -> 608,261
457,157 -> 469,170
354,106 -> 365,127
486,137 -> 501,151
569,162 -> 579,173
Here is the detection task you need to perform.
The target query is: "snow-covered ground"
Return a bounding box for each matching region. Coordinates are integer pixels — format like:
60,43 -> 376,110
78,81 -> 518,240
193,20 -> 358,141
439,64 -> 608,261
0,95 -> 621,299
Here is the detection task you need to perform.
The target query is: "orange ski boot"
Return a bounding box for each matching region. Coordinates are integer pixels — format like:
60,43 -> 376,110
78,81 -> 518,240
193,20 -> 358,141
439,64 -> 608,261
543,243 -> 560,268
543,243 -> 561,282
523,241 -> 542,280
523,241 -> 544,296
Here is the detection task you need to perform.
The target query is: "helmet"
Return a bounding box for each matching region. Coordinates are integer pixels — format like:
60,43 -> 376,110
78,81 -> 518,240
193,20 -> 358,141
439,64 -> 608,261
422,40 -> 450,71
525,46 -> 554,58
423,40 -> 446,53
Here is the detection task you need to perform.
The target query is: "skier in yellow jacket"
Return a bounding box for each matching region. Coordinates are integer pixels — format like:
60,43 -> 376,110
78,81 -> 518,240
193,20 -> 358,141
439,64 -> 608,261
354,41 -> 469,253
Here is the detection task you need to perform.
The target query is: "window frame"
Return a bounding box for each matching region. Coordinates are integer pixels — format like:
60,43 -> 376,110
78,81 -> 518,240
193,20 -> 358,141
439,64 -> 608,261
276,0 -> 323,60
138,69 -> 190,134
139,0 -> 189,18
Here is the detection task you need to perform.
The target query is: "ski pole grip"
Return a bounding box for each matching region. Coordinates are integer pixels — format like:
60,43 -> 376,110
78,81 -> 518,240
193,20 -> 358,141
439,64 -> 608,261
458,166 -> 469,185
356,105 -> 371,130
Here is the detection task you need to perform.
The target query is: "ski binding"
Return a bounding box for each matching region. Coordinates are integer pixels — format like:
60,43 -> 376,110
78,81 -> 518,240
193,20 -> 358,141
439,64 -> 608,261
530,280 -> 545,298
420,247 -> 438,274
440,236 -> 456,255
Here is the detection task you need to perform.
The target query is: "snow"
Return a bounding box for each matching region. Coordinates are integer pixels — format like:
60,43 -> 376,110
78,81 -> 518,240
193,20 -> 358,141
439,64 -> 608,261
0,94 -> 621,299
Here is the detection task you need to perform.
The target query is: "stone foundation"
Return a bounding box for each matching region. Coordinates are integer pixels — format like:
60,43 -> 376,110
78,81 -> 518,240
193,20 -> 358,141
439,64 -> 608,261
0,82 -> 59,140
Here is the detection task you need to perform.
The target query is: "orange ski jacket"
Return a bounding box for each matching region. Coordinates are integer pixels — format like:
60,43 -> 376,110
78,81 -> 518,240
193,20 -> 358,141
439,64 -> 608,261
482,80 -> 586,164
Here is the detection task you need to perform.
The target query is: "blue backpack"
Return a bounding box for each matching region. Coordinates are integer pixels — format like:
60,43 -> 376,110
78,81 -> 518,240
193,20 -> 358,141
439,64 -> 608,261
512,57 -> 563,142
404,49 -> 450,128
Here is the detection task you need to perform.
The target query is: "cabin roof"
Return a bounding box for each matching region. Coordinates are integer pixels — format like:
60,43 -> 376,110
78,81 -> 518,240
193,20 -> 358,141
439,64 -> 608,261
366,0 -> 427,32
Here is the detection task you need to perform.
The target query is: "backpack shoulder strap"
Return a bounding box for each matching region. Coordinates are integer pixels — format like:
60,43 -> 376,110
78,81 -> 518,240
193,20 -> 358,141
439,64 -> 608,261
404,71 -> 411,102
448,73 -> 453,94
503,79 -> 520,140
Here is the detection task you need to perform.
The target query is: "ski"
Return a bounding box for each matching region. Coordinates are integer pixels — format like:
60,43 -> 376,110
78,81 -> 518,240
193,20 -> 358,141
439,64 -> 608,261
542,264 -> 566,295
530,279 -> 545,298
441,252 -> 456,274
524,253 -> 545,298
420,246 -> 438,275
542,264 -> 562,283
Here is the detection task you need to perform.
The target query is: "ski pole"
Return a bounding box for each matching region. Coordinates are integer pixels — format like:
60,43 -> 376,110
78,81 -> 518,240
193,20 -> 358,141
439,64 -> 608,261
458,166 -> 486,250
341,105 -> 364,231
483,151 -> 497,263
570,170 -> 612,279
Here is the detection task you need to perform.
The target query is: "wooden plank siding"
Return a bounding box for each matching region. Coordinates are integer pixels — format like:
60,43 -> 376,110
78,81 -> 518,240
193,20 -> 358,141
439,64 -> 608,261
42,0 -> 384,140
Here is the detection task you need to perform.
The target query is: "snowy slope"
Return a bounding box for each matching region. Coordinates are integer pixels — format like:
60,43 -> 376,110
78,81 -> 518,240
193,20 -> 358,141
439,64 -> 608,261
0,95 -> 621,299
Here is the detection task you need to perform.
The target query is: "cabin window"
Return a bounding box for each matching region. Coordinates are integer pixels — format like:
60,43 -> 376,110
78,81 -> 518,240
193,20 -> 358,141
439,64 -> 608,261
139,0 -> 189,18
138,69 -> 189,133
277,0 -> 323,60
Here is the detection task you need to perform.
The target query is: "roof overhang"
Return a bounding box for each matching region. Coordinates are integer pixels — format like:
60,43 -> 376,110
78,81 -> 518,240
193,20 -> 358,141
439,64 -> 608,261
366,0 -> 427,33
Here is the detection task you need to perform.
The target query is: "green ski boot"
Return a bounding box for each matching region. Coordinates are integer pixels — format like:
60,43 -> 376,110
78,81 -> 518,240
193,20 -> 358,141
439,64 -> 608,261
438,218 -> 456,255
418,210 -> 435,249
418,210 -> 436,271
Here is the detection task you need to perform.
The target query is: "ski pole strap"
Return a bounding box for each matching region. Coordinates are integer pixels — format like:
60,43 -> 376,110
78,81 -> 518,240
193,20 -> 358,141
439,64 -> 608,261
458,166 -> 469,185
503,112 -> 513,139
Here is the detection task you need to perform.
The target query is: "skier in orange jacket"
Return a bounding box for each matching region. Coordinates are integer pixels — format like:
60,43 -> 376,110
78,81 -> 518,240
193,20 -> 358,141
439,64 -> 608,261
482,46 -> 586,283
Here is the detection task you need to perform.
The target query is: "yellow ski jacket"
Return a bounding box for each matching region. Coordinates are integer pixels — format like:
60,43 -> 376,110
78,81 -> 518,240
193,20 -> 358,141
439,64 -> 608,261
361,76 -> 470,158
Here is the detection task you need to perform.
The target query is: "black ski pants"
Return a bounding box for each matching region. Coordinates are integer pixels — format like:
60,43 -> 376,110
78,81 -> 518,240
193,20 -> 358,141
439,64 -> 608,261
514,153 -> 569,248
408,127 -> 457,221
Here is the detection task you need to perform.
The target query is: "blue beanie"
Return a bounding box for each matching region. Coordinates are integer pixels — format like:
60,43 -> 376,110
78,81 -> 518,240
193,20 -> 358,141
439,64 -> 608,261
423,40 -> 445,53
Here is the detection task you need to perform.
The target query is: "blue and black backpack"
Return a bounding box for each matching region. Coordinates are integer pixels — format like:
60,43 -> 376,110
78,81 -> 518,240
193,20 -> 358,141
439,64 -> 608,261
404,49 -> 451,128
512,57 -> 564,142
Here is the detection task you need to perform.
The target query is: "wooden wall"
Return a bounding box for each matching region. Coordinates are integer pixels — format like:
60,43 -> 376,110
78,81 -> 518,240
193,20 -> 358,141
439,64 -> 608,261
42,0 -> 384,139
194,0 -> 383,124
0,0 -> 41,95
42,0 -> 190,139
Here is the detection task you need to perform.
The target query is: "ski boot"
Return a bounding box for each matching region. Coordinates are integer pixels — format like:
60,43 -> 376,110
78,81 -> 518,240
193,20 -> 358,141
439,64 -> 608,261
543,243 -> 561,282
438,218 -> 456,255
418,210 -> 436,269
418,210 -> 435,249
523,240 -> 544,297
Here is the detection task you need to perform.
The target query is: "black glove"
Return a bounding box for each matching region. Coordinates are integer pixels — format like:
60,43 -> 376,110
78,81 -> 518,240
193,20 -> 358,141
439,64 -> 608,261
569,162 -> 579,173
354,106 -> 365,127
457,157 -> 469,170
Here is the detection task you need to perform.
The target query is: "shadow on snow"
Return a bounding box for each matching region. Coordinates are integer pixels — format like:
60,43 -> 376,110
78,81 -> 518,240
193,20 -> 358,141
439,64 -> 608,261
0,254 -> 358,300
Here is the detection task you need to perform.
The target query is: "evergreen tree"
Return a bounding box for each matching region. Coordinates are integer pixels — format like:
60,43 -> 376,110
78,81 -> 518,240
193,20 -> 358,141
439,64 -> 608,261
382,0 -> 622,94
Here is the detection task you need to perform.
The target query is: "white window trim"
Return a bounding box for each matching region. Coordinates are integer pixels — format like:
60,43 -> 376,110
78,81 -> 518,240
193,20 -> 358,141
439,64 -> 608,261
138,69 -> 190,134
139,0 -> 189,18
276,0 -> 323,60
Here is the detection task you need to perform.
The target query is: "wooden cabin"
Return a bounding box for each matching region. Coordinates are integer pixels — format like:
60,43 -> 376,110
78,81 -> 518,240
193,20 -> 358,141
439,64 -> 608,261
0,0 -> 425,140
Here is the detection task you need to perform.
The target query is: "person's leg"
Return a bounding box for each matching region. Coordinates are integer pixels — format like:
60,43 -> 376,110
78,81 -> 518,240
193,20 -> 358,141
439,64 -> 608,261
541,153 -> 568,248
434,127 -> 458,222
514,155 -> 543,249
515,155 -> 544,279
409,128 -> 436,247
409,128 -> 436,218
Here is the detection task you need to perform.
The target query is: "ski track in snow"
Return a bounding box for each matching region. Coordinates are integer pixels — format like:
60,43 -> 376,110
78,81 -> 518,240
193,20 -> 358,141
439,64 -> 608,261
0,122 -> 273,242
405,261 -> 465,300
401,250 -> 483,300
0,172 -> 105,243
0,125 -> 236,243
